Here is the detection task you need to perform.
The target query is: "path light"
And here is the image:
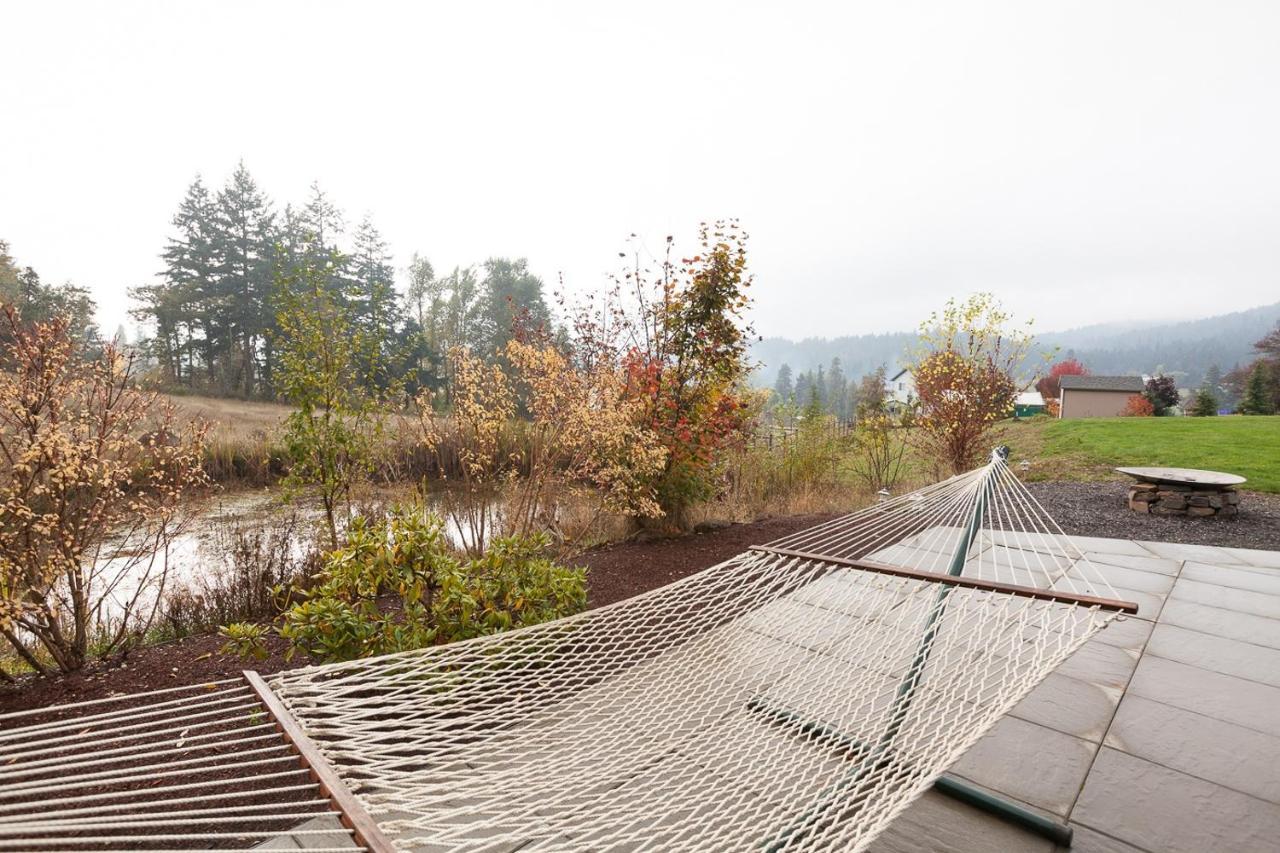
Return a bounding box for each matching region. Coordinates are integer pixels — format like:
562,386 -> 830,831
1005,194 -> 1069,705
877,488 -> 891,503
1019,460 -> 1031,473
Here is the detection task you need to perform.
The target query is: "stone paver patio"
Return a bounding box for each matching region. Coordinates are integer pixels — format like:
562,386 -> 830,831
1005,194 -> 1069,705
870,537 -> 1280,853
268,535 -> 1280,851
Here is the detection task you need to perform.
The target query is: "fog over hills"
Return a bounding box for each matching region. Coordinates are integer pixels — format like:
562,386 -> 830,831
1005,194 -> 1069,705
751,300 -> 1280,388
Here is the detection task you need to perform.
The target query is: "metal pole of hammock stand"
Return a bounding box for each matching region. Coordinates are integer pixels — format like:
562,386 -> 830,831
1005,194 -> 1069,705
876,450 -> 999,750
762,453 -> 1002,852
896,449 -> 1075,848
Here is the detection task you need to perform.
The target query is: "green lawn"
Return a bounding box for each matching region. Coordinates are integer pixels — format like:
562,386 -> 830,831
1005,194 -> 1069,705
1013,416 -> 1280,493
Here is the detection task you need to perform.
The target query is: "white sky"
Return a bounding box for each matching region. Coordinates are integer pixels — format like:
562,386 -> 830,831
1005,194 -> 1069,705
3,1 -> 1279,340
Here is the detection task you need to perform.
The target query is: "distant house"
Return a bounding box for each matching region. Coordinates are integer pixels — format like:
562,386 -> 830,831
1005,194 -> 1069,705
1058,375 -> 1145,418
884,367 -> 915,415
1013,390 -> 1046,418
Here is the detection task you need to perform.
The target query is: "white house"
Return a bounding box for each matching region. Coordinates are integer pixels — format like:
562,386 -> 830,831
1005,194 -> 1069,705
884,367 -> 915,415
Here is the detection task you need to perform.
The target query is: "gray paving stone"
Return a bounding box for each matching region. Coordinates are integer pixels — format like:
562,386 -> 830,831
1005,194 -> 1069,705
950,716 -> 1096,816
1170,576 -> 1280,619
1104,694 -> 1280,804
1135,541 -> 1246,564
1182,560 -> 1280,595
1145,622 -> 1280,688
1073,747 -> 1280,853
1067,536 -> 1159,558
1157,598 -> 1280,649
1126,655 -> 1280,737
1081,551 -> 1181,576
1086,562 -> 1177,595
867,788 -> 1055,853
1064,824 -> 1149,853
1055,636 -> 1141,691
1010,672 -> 1120,741
1090,615 -> 1153,651
1223,546 -> 1280,569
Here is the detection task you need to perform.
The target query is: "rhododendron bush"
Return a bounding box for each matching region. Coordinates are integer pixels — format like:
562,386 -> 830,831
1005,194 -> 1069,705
910,294 -> 1036,474
0,307 -> 208,674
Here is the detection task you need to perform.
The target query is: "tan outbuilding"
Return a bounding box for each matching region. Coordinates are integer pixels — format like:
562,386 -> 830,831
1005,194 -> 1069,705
1058,374 -> 1146,418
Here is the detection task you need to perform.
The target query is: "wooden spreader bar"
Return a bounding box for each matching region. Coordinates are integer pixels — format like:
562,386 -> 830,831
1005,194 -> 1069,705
243,670 -> 395,853
750,546 -> 1140,615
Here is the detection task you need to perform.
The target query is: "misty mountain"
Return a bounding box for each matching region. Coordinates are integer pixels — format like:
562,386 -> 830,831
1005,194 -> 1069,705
751,300 -> 1280,388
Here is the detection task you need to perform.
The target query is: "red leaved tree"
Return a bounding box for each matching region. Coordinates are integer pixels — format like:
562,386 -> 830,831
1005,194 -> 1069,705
1035,358 -> 1088,402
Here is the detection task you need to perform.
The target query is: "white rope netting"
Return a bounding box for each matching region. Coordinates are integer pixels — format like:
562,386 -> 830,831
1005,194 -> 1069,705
0,454 -> 1130,851
268,453 -> 1127,852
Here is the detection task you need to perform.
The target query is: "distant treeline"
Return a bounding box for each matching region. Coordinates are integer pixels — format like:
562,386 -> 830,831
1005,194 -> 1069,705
752,301 -> 1280,390
125,162 -> 552,400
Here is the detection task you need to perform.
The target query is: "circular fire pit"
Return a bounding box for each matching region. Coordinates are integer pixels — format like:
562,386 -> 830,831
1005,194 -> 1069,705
1116,467 -> 1245,518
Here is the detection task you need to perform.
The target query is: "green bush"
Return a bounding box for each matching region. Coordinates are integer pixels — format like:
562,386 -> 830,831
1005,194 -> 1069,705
274,505 -> 587,663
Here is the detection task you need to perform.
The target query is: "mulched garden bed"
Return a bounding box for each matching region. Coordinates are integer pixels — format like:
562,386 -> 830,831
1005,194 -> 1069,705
1025,480 -> 1280,550
0,512 -> 833,716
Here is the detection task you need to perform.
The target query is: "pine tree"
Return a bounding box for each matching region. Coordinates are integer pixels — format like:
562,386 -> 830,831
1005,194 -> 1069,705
1189,388 -> 1218,417
134,175 -> 218,385
350,216 -> 397,333
212,162 -> 275,397
827,357 -> 848,420
1240,361 -> 1275,415
773,363 -> 794,404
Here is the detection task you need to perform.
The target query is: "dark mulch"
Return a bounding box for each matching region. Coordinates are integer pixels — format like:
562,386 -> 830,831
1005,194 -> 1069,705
1026,480 -> 1280,550
0,513 -> 832,716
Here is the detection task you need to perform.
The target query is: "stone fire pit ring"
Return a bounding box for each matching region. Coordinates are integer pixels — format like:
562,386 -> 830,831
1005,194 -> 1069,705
1116,466 -> 1245,518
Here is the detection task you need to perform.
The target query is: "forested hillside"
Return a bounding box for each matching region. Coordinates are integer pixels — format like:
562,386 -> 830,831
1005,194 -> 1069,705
753,301 -> 1280,388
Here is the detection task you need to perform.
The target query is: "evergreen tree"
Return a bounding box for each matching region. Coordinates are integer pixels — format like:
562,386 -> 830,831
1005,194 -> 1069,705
827,357 -> 848,420
479,257 -> 549,355
1240,362 -> 1276,415
350,216 -> 397,334
813,364 -> 827,410
212,162 -> 275,396
773,363 -> 794,404
793,370 -> 812,409
1189,388 -> 1218,417
134,176 -> 217,384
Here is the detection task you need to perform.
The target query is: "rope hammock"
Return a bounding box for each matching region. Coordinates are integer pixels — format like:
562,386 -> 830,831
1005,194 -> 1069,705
0,451 -> 1135,851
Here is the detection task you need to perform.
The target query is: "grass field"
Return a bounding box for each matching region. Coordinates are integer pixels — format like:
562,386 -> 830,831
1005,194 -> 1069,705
1006,416 -> 1280,493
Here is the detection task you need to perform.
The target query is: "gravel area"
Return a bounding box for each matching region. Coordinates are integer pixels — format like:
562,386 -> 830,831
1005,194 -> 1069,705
1025,480 -> 1280,550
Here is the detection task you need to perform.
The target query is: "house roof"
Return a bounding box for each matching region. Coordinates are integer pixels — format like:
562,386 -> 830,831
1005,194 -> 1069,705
1015,391 -> 1045,406
1058,375 -> 1145,392
888,367 -> 911,381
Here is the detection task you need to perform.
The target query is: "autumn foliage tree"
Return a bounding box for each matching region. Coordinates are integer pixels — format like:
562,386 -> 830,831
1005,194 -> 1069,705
565,221 -> 755,530
0,308 -> 208,675
1035,358 -> 1088,402
910,294 -> 1035,474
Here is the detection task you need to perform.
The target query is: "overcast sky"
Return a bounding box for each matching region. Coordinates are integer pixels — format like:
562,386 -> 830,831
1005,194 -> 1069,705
3,1 -> 1278,341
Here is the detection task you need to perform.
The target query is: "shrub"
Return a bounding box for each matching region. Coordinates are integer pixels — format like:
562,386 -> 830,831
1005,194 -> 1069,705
0,307 -> 208,675
1122,395 -> 1155,417
1143,375 -> 1180,416
272,504 -> 586,663
155,512 -> 320,641
910,294 -> 1035,474
565,221 -> 756,530
849,411 -> 908,492
218,622 -> 270,661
